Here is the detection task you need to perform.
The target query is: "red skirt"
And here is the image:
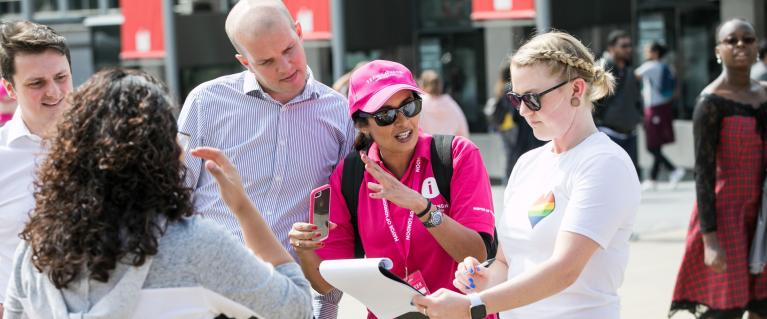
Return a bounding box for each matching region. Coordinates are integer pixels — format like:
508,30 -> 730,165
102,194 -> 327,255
670,116 -> 767,318
643,101 -> 675,150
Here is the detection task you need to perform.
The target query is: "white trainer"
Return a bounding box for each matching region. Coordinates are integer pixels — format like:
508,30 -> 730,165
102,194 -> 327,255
642,180 -> 657,191
669,168 -> 685,189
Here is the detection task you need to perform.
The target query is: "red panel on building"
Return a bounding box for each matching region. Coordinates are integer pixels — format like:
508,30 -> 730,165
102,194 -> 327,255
120,0 -> 165,60
283,0 -> 331,40
471,0 -> 536,21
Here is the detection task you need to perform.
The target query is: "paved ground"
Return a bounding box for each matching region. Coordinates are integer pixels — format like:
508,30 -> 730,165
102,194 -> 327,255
336,180 -> 700,318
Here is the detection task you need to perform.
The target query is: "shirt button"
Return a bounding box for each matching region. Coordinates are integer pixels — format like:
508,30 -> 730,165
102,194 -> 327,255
275,175 -> 282,182
279,140 -> 286,146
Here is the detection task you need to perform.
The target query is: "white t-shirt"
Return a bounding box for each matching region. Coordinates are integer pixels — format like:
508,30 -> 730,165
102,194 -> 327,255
0,110 -> 44,302
497,132 -> 640,319
635,60 -> 672,108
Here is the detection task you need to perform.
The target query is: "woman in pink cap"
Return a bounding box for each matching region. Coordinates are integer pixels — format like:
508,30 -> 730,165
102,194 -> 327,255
289,60 -> 496,318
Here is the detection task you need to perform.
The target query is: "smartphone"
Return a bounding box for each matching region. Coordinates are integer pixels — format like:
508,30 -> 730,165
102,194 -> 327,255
309,184 -> 331,241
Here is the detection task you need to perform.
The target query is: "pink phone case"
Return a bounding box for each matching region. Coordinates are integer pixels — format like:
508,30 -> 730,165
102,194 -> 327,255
309,184 -> 331,241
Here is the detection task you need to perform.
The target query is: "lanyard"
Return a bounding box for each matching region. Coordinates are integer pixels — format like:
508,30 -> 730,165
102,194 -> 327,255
378,157 -> 425,279
381,199 -> 415,278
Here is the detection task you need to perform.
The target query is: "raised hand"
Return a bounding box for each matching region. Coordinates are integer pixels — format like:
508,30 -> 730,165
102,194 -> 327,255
360,151 -> 428,213
191,147 -> 247,212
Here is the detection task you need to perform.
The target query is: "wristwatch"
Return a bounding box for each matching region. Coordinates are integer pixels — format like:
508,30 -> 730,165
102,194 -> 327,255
468,293 -> 487,319
422,208 -> 443,228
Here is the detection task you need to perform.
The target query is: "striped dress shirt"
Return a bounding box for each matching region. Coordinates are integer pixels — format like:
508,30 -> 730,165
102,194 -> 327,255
178,69 -> 355,257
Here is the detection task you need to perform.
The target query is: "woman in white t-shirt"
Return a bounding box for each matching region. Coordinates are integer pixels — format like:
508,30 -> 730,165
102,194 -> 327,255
412,31 -> 641,319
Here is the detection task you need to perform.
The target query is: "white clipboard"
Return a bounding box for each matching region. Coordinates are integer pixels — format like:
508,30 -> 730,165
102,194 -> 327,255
319,258 -> 427,319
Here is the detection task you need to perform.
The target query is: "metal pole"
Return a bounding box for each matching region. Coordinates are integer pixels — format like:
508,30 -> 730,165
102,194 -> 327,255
330,0 -> 345,81
535,0 -> 551,33
162,0 -> 180,102
21,0 -> 33,20
98,0 -> 109,14
57,0 -> 68,14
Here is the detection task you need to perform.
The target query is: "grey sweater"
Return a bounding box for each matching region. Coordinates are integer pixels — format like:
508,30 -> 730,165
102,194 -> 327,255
3,216 -> 312,319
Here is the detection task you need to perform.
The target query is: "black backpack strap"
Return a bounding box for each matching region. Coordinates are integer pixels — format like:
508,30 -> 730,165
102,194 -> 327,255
430,135 -> 498,260
430,135 -> 454,202
341,152 -> 366,258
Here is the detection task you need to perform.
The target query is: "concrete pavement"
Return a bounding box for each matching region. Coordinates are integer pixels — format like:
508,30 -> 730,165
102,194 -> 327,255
336,180 -> 698,318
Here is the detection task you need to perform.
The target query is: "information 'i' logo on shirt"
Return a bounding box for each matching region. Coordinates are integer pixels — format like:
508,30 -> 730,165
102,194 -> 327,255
421,177 -> 440,199
528,191 -> 555,228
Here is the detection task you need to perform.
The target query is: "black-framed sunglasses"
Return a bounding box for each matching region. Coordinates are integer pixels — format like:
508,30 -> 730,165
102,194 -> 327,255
718,36 -> 757,46
506,80 -> 569,111
358,98 -> 423,126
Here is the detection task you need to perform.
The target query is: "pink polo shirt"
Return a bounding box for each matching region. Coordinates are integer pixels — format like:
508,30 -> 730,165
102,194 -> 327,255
317,133 -> 495,316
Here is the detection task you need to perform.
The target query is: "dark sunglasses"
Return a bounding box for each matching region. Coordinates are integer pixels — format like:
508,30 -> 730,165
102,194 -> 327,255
506,80 -> 569,111
358,99 -> 423,126
719,36 -> 757,46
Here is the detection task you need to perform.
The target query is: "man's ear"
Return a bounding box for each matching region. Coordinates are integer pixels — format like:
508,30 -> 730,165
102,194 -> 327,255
235,54 -> 249,68
1,78 -> 16,100
295,21 -> 303,41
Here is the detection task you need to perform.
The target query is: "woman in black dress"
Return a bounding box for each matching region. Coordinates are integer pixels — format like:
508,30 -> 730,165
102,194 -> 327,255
670,18 -> 767,319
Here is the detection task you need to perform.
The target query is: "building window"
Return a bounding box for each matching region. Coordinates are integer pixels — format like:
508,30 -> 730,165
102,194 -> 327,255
67,0 -> 98,10
418,0 -> 472,30
0,0 -> 21,14
34,0 -> 58,12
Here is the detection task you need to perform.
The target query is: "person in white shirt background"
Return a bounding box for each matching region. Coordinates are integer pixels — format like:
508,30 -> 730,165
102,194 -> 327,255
634,41 -> 685,191
0,20 -> 73,318
412,31 -> 640,319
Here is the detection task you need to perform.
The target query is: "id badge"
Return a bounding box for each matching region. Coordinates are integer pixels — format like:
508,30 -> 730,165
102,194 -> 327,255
405,270 -> 431,295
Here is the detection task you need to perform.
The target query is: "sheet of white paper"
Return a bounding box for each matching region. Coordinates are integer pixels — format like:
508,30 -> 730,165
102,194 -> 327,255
319,258 -> 423,319
131,287 -> 262,319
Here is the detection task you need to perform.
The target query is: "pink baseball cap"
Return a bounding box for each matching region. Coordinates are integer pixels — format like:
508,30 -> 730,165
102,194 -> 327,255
347,60 -> 424,117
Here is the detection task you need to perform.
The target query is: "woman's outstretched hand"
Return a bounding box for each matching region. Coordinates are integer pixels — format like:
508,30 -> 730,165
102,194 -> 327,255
190,147 -> 248,213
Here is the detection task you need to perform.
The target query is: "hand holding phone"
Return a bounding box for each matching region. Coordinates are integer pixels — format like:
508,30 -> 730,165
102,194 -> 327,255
309,184 -> 331,241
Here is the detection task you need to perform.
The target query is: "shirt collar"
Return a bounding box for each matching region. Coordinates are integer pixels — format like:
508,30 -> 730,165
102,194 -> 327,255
4,108 -> 41,145
242,66 -> 320,102
366,131 -> 432,170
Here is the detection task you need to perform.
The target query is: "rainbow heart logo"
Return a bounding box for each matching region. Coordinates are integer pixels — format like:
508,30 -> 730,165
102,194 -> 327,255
528,191 -> 555,228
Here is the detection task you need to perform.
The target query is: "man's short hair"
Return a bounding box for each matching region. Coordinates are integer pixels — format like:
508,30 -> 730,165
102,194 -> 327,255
225,0 -> 296,55
0,20 -> 71,84
607,30 -> 630,47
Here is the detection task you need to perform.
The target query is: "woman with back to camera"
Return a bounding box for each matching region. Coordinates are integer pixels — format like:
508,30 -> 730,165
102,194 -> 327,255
412,31 -> 640,319
634,41 -> 685,191
670,18 -> 767,319
3,68 -> 312,319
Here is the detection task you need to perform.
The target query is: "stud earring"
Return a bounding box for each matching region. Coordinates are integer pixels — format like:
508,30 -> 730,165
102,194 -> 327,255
716,55 -> 722,64
570,97 -> 580,107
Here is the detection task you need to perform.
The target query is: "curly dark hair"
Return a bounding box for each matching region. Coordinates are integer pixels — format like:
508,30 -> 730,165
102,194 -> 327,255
21,68 -> 194,289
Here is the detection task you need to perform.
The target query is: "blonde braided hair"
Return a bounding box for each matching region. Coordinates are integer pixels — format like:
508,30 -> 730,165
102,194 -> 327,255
511,32 -> 615,102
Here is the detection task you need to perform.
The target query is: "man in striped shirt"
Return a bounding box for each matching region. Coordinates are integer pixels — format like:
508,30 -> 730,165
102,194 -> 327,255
180,0 -> 353,250
178,3 -> 354,316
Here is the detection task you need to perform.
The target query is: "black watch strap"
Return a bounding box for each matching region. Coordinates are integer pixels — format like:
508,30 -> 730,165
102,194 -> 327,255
469,293 -> 487,319
416,199 -> 432,218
